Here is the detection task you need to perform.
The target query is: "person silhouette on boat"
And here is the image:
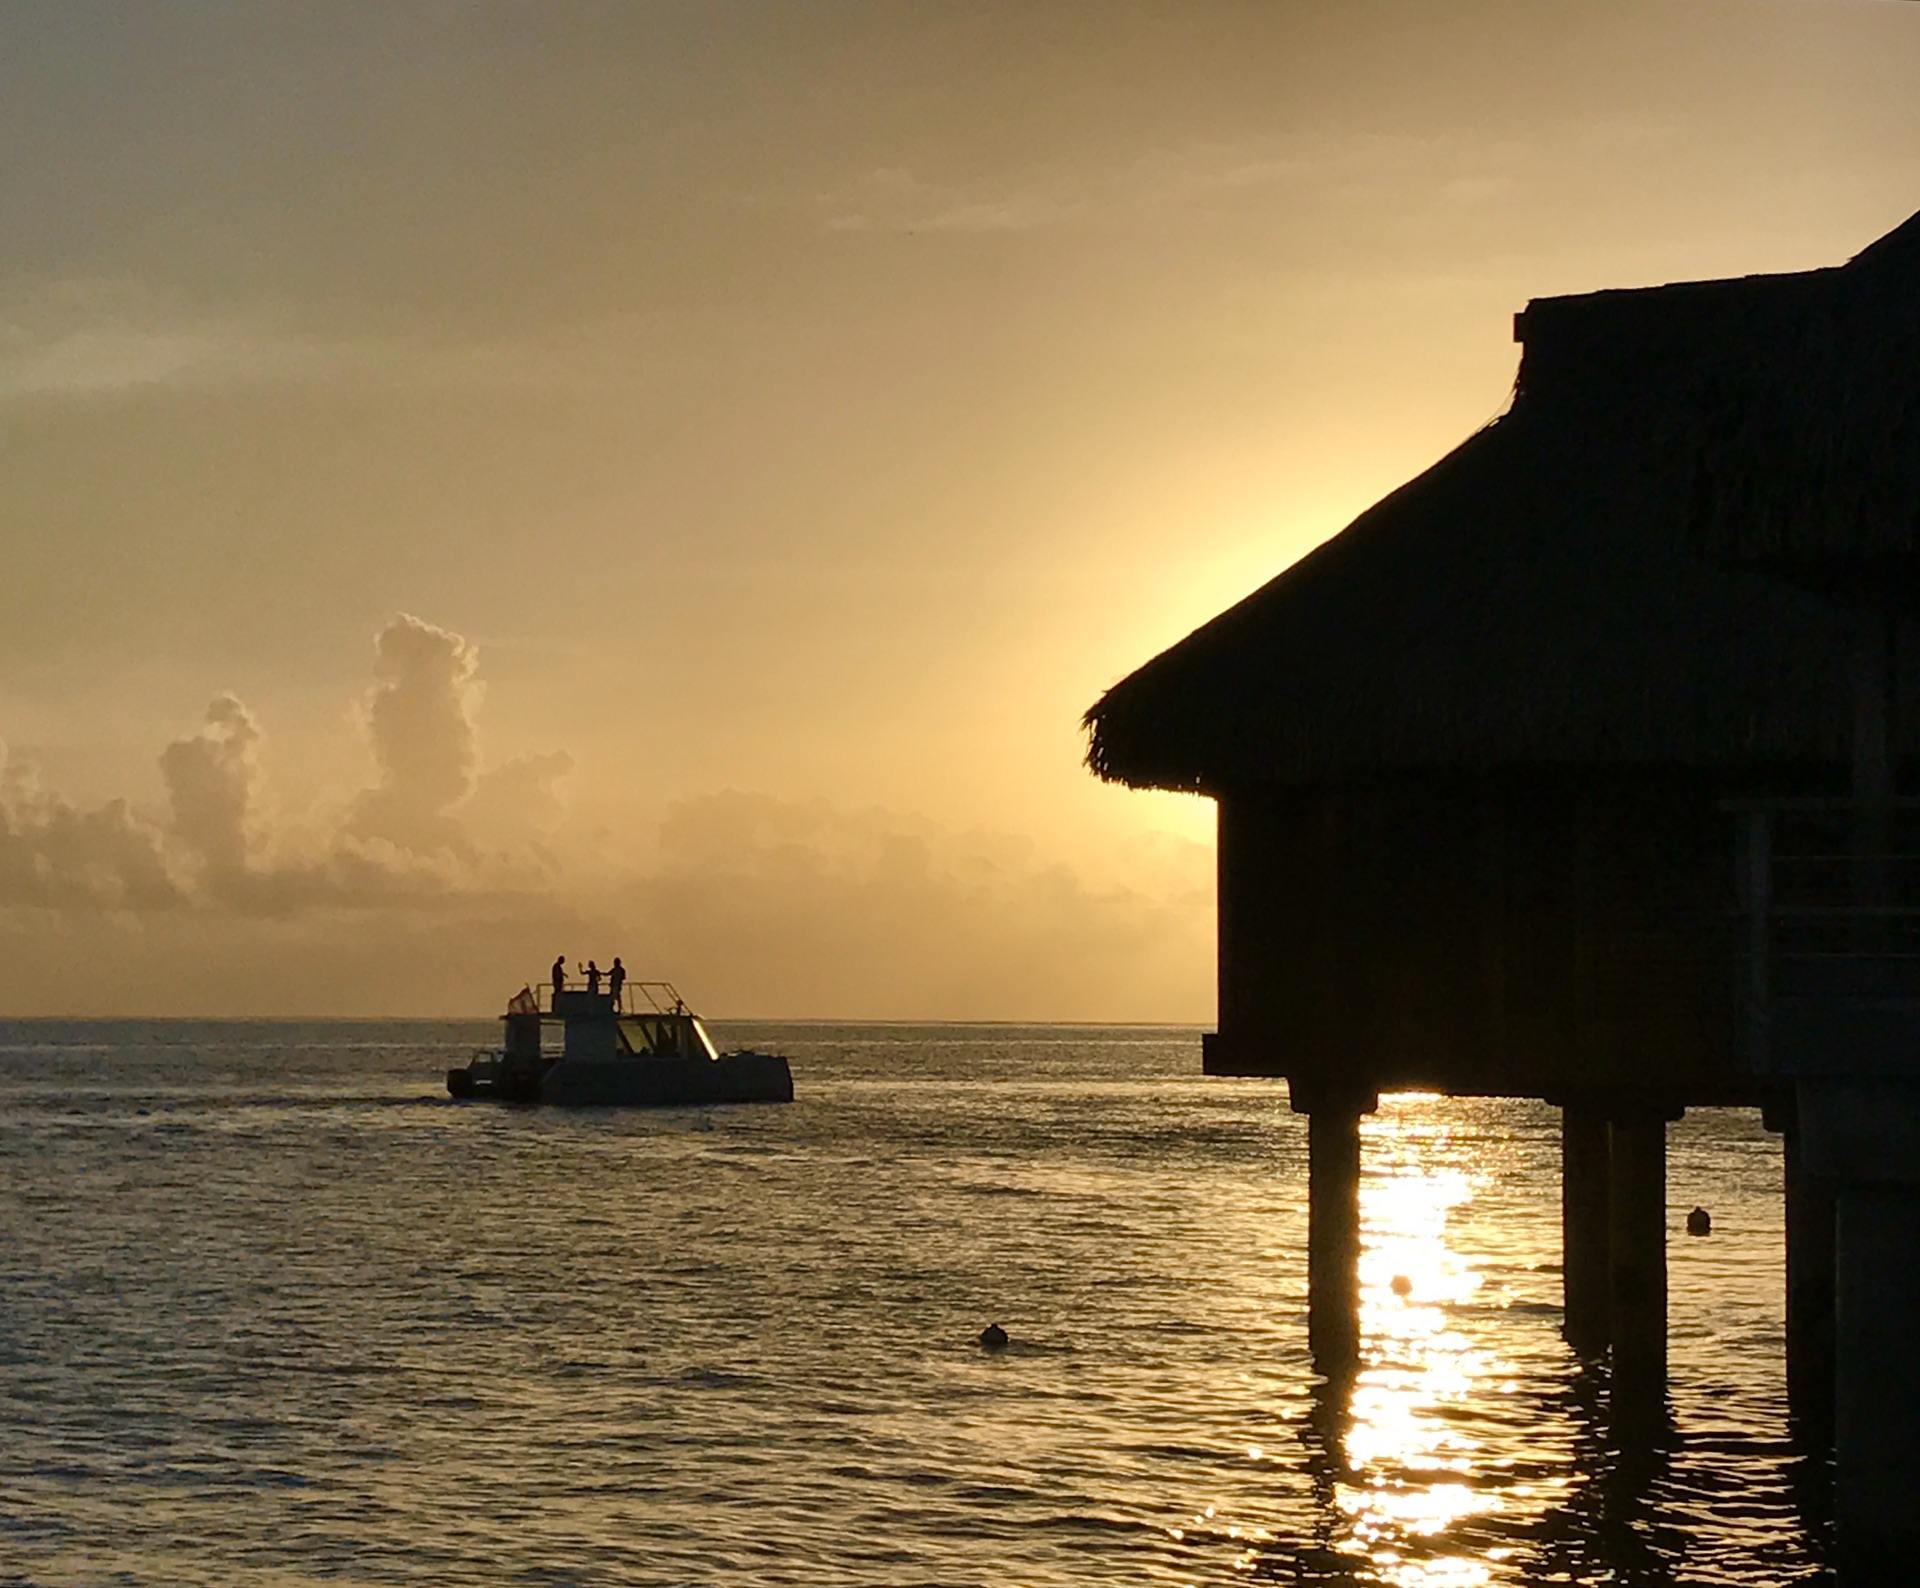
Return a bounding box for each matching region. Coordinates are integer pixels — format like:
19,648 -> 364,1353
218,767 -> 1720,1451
551,954 -> 567,1002
586,960 -> 602,998
608,957 -> 626,1008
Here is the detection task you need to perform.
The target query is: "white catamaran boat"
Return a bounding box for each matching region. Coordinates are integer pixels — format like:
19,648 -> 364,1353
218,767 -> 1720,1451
446,980 -> 792,1107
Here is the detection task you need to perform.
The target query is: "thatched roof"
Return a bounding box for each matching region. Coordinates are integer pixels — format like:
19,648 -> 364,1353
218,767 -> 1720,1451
1085,209 -> 1920,794
1694,209 -> 1920,568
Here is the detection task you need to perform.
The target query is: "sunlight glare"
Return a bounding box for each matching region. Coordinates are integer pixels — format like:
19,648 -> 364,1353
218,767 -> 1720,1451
1328,1098 -> 1512,1586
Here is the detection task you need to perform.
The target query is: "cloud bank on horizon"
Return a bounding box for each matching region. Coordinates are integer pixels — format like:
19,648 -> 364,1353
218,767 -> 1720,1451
0,616 -> 1210,1021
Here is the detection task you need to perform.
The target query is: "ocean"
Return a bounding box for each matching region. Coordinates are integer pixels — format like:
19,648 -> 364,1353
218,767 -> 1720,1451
0,1021 -> 1824,1586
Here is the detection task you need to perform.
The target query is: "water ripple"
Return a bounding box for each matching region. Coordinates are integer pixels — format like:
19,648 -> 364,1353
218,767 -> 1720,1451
0,1020 -> 1825,1585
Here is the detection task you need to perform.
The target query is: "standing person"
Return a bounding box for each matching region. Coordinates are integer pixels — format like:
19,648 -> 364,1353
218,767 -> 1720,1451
608,957 -> 626,1009
586,960 -> 602,997
551,954 -> 567,1003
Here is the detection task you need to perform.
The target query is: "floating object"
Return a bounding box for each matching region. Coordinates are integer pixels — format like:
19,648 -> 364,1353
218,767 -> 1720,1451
446,978 -> 792,1108
978,1323 -> 1009,1352
1389,1273 -> 1413,1297
1686,1207 -> 1712,1237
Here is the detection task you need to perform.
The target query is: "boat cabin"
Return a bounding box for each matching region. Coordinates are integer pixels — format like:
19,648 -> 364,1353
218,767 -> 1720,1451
535,981 -> 720,1062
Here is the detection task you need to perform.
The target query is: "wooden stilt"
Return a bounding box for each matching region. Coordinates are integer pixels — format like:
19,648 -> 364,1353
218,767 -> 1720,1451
1562,1100 -> 1612,1355
1834,1184 -> 1920,1579
1608,1109 -> 1668,1417
1307,1103 -> 1363,1373
1784,1119 -> 1836,1440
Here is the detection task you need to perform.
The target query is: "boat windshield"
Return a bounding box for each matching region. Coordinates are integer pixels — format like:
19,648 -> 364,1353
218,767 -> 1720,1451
618,1013 -> 721,1061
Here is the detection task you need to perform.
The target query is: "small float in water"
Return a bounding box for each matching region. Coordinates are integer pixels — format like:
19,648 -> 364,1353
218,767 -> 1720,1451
447,980 -> 792,1107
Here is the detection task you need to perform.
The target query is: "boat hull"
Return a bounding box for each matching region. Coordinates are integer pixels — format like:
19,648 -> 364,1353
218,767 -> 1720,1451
538,1051 -> 793,1107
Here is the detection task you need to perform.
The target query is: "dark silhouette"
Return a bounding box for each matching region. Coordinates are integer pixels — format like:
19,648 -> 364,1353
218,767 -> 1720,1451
446,977 -> 793,1107
1686,1208 -> 1712,1237
978,1323 -> 1008,1352
608,957 -> 626,1007
551,954 -> 567,999
1082,205 -> 1920,1565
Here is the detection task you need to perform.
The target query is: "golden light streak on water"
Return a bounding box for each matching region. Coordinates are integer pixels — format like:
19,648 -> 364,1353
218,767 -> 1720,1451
1327,1099 -> 1516,1587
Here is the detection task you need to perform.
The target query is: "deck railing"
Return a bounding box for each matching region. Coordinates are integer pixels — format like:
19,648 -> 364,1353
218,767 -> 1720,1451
1731,797 -> 1920,1068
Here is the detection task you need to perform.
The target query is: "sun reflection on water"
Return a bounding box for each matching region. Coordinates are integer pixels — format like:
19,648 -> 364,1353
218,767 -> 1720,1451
1331,1099 -> 1510,1587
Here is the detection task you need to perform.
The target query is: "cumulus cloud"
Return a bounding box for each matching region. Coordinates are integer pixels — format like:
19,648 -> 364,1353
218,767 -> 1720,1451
0,613 -> 573,925
0,617 -> 1213,1020
347,614 -> 482,856
0,741 -> 180,911
462,751 -> 574,857
159,692 -> 262,881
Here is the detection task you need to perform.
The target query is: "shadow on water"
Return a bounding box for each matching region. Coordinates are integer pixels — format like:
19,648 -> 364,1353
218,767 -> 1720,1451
1300,1363 -> 1358,1495
1786,1417 -> 1835,1573
1512,1367 -> 1795,1588
1280,1368 -> 1363,1583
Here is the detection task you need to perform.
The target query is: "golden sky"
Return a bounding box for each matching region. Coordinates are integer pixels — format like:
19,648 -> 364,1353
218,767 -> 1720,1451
1,1 -> 1917,1017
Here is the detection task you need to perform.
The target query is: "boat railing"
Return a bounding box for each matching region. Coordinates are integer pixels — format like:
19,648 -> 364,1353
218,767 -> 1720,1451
531,979 -> 691,1017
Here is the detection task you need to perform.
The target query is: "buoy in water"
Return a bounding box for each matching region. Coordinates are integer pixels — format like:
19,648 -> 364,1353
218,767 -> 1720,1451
978,1322 -> 1009,1352
1390,1274 -> 1413,1297
1686,1207 -> 1711,1237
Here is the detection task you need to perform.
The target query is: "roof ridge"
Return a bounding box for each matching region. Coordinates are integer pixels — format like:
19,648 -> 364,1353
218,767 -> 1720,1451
1847,206 -> 1920,273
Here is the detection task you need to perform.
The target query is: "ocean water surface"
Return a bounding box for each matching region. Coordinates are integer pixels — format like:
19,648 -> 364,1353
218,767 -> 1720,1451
0,1022 -> 1824,1585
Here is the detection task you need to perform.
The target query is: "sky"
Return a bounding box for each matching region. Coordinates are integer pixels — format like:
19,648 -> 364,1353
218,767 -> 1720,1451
1,0 -> 1917,1018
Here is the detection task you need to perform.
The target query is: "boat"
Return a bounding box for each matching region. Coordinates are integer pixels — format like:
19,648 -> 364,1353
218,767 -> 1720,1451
446,979 -> 792,1107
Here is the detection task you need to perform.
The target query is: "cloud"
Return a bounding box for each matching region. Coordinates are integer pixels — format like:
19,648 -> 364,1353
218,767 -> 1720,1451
0,279 -> 677,403
0,741 -> 180,911
821,167 -> 1082,235
636,790 -> 1211,1020
462,751 -> 574,856
0,621 -> 1212,1018
0,614 -> 569,922
346,614 -> 482,856
159,692 -> 263,880
0,280 -> 332,398
814,127 -> 1660,242
0,323 -> 314,397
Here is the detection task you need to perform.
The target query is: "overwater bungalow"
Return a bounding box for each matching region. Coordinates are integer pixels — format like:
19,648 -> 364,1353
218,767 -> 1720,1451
1085,208 -> 1920,1578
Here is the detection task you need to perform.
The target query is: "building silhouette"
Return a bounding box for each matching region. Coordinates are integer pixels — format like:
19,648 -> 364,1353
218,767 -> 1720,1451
1086,207 -> 1920,1581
